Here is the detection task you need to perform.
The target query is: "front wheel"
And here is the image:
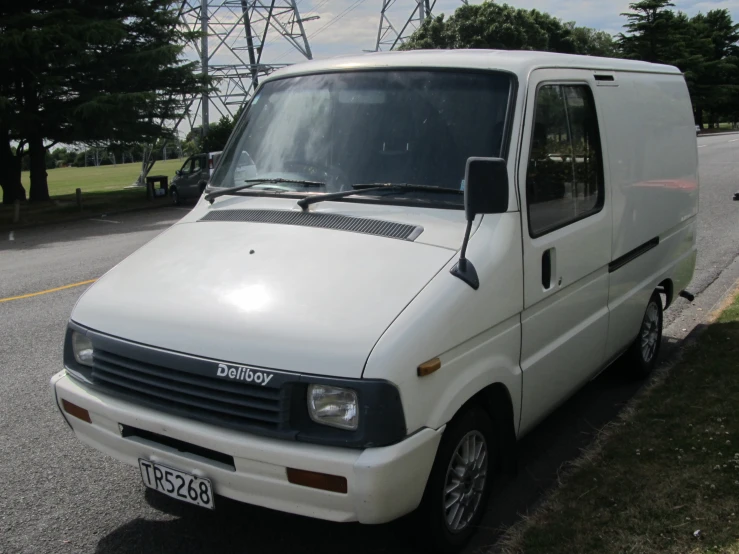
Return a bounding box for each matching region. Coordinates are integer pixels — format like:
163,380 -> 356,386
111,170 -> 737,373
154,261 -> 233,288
171,187 -> 181,206
628,291 -> 663,378
414,406 -> 497,553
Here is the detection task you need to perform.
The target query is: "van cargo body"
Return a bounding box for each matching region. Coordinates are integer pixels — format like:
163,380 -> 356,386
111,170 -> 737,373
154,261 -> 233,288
52,50 -> 698,551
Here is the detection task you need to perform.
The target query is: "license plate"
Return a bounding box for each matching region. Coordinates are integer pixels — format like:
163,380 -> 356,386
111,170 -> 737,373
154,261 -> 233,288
138,459 -> 215,509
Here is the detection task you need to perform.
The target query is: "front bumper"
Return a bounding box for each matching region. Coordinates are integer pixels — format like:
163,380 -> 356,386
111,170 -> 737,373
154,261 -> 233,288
51,371 -> 442,524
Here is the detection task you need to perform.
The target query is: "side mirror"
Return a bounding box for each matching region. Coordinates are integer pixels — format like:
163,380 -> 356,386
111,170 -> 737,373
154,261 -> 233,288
451,157 -> 509,290
464,157 -> 509,220
175,170 -> 182,176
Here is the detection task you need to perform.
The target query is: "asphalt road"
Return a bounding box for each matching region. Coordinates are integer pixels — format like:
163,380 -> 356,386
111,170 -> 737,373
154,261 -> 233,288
1,136 -> 738,554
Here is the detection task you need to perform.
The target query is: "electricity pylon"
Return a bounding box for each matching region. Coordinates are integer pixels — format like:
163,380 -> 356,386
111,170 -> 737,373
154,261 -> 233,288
374,0 -> 435,51
177,0 -> 316,134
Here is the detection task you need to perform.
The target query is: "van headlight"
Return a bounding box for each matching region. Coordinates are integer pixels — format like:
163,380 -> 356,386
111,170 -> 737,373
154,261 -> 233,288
307,385 -> 358,430
71,332 -> 94,367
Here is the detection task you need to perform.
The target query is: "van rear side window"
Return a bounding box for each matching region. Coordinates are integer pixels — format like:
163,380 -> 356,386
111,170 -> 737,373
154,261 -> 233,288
526,85 -> 604,237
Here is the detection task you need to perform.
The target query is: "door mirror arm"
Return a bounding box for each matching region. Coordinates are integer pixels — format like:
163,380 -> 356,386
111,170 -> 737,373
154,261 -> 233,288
450,218 -> 480,289
450,157 -> 509,290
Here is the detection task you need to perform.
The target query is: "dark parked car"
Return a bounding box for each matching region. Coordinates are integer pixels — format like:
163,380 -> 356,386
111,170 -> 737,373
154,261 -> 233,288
169,151 -> 222,205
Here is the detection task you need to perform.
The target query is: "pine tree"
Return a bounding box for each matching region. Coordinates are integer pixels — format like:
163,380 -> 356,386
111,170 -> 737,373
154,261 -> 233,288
0,1 -> 204,203
0,5 -> 27,204
689,10 -> 739,128
618,2 -> 739,127
617,0 -> 677,63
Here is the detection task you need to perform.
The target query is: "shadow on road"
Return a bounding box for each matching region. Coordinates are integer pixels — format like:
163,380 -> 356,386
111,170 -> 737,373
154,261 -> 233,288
97,489 -> 411,553
0,206 -> 185,252
95,338 -> 682,554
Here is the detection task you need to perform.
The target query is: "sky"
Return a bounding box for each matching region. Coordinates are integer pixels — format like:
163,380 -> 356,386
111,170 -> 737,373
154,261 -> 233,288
182,0 -> 739,134
267,0 -> 739,63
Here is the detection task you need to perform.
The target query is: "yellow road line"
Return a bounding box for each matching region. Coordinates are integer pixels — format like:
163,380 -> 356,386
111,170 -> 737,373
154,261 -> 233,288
0,279 -> 97,303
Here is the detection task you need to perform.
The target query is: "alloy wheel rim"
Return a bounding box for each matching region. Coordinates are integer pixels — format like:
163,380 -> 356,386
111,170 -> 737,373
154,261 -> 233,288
641,301 -> 660,362
443,430 -> 488,533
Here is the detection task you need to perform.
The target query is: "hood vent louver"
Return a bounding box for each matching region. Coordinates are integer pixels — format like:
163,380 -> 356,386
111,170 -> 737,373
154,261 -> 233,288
199,209 -> 423,241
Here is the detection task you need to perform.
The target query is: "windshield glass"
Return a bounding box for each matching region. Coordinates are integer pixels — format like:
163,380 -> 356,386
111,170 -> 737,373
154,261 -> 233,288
211,70 -> 512,206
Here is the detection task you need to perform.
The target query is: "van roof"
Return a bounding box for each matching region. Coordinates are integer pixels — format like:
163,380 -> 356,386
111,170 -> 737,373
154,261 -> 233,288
266,50 -> 681,82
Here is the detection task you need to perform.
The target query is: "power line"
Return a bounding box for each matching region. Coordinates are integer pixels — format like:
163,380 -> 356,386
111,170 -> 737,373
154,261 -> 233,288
258,0 -> 332,53
271,0 -> 368,62
299,0 -> 334,27
310,0 -> 368,39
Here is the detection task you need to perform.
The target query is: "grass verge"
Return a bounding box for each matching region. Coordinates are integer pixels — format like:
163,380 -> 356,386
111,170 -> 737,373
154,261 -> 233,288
499,291 -> 739,554
22,158 -> 185,196
700,128 -> 739,135
0,188 -> 172,229
1,159 -> 185,228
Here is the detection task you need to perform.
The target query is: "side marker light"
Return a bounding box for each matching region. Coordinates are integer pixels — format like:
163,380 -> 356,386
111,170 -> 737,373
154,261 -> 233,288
417,358 -> 441,377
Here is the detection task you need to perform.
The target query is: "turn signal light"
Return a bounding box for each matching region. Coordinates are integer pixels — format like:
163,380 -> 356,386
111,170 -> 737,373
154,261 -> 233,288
286,468 -> 347,494
62,399 -> 91,423
417,357 -> 441,377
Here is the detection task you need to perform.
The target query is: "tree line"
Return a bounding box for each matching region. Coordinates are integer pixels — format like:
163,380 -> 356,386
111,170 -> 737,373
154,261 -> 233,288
25,112 -> 238,177
2,1 -> 737,205
25,141 -> 200,170
618,1 -> 739,128
0,1 -> 203,204
402,0 -> 739,129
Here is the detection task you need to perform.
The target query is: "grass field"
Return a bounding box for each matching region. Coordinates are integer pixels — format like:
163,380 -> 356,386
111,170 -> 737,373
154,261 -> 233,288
0,158 -> 187,228
20,158 -> 186,197
500,292 -> 739,554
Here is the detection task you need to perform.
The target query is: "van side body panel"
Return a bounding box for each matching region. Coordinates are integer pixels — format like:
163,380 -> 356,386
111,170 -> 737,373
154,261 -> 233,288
598,72 -> 698,360
362,213 -> 524,435
516,69 -> 613,436
605,222 -> 697,360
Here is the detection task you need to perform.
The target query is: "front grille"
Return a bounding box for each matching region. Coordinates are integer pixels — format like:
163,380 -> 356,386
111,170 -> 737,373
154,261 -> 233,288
91,350 -> 286,431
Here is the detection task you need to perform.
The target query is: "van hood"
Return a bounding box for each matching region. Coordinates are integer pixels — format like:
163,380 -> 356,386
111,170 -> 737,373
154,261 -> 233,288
72,215 -> 457,378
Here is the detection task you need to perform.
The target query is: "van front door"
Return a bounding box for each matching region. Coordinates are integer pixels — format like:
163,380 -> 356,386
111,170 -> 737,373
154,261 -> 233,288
179,155 -> 206,198
191,154 -> 208,195
517,70 -> 612,434
176,157 -> 195,194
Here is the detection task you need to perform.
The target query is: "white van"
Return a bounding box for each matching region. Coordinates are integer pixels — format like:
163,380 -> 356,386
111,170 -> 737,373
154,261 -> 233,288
51,51 -> 698,552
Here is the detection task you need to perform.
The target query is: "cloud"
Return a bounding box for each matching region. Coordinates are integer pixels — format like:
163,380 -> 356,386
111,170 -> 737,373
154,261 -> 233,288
178,0 -> 738,133
184,0 -> 739,64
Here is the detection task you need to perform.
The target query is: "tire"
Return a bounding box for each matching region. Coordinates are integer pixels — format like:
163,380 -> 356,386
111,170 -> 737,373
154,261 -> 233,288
628,291 -> 663,378
171,187 -> 181,206
413,405 -> 498,554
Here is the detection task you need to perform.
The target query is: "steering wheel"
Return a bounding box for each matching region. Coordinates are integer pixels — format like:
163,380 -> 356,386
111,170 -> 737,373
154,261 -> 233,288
282,160 -> 348,189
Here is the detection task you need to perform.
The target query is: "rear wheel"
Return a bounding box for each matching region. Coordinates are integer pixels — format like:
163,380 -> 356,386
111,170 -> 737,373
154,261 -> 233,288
414,406 -> 497,553
628,291 -> 663,377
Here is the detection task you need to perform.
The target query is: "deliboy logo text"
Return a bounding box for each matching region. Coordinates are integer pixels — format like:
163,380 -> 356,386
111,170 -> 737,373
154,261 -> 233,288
216,363 -> 274,386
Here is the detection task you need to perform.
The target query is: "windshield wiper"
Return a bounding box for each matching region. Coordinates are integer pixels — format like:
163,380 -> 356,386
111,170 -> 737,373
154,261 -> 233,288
205,178 -> 327,203
296,183 -> 462,209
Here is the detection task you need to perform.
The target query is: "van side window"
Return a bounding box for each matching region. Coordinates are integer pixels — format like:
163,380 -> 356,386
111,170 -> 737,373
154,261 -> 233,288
526,84 -> 604,236
193,156 -> 205,172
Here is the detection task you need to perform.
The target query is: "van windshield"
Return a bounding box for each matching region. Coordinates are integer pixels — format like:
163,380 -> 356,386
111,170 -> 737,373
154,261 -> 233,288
211,70 -> 513,207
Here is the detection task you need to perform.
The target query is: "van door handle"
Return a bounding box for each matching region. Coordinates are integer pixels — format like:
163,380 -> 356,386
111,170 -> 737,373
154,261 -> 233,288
542,249 -> 552,289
